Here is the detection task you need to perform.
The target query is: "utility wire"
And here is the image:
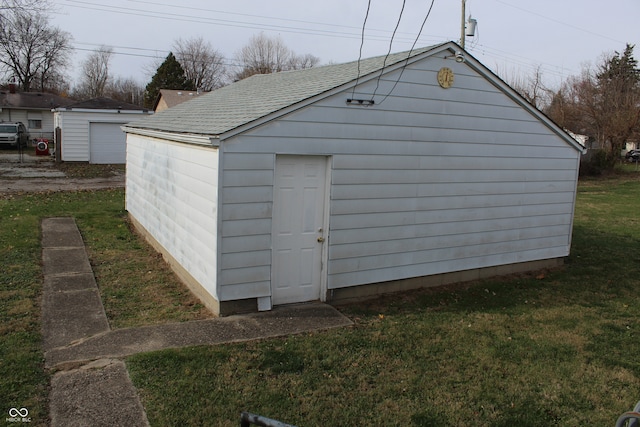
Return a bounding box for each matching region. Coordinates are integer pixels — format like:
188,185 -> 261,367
59,0 -> 436,46
351,0 -> 372,99
376,0 -> 436,106
371,0 -> 406,100
59,0 -> 590,89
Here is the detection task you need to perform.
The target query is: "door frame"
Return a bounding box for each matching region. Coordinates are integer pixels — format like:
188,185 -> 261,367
270,154 -> 331,306
318,156 -> 331,302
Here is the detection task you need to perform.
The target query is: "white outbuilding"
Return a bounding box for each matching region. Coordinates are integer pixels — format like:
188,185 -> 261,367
54,97 -> 152,164
124,42 -> 584,316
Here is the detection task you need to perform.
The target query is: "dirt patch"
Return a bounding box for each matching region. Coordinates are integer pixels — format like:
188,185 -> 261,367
1,176 -> 125,196
0,149 -> 125,196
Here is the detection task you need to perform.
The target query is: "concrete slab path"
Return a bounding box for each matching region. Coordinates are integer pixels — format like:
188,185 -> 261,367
41,217 -> 353,426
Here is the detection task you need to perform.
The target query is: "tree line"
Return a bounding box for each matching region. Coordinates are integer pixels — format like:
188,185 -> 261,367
510,45 -> 640,172
0,0 -> 319,107
1,0 -> 637,172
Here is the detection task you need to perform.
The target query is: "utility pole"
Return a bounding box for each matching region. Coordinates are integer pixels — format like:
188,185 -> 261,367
460,0 -> 466,49
460,0 -> 477,49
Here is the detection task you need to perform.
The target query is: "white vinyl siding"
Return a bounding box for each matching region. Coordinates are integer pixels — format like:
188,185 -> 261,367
0,109 -> 54,139
56,111 -> 146,162
126,134 -> 219,299
219,56 -> 579,295
217,152 -> 274,301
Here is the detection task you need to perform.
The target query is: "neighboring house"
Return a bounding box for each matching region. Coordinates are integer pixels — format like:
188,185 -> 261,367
567,131 -> 589,149
53,97 -> 151,164
124,42 -> 585,316
153,89 -> 204,112
0,86 -> 73,141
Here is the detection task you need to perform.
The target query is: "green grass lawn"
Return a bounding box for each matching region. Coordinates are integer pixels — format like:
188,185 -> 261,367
0,189 -> 209,426
1,171 -> 639,426
127,173 -> 640,426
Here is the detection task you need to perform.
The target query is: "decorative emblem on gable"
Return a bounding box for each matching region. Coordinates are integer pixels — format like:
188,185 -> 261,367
437,67 -> 454,89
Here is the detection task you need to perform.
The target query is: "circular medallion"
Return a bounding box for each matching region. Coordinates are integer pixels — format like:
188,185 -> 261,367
437,67 -> 454,89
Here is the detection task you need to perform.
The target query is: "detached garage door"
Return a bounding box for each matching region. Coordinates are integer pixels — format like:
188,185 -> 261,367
90,122 -> 126,164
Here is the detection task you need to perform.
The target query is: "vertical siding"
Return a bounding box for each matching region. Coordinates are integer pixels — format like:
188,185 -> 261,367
126,134 -> 219,299
219,55 -> 580,296
58,111 -> 90,161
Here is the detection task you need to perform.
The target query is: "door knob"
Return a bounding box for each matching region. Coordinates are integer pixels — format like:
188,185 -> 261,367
317,236 -> 325,243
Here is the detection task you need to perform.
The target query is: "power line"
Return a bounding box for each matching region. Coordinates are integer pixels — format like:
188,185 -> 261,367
126,0 -> 382,35
72,43 -> 242,67
377,0 -> 436,105
351,0 -> 372,100
57,0 -> 604,89
371,0 -> 407,100
493,0 -> 627,45
468,42 -> 571,81
59,0 -> 441,46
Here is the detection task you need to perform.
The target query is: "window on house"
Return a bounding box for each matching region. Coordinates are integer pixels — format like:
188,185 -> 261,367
28,119 -> 42,129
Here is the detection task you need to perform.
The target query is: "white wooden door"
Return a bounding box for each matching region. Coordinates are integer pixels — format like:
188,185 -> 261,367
272,156 -> 327,305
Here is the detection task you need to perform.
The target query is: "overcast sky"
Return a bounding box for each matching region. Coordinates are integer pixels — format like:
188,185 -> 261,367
50,0 -> 639,89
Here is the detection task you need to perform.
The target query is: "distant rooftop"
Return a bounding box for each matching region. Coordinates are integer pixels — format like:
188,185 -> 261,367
63,97 -> 149,112
154,89 -> 205,112
0,90 -> 74,110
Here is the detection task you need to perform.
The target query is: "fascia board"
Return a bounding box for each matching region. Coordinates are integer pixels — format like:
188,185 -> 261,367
122,126 -> 219,147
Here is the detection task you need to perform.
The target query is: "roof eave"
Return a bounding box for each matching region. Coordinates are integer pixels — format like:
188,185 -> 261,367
122,125 -> 220,147
57,108 -> 151,114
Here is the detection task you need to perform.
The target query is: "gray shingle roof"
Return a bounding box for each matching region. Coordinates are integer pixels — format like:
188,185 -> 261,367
127,44 -> 442,136
64,97 -> 148,111
0,91 -> 74,109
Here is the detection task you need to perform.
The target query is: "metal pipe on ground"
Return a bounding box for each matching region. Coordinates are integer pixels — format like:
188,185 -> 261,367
240,412 -> 298,427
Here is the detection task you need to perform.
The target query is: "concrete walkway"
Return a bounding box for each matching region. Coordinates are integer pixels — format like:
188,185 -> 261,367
41,217 -> 353,427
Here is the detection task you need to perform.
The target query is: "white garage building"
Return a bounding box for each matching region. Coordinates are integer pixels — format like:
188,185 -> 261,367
54,97 -> 151,163
124,42 -> 584,316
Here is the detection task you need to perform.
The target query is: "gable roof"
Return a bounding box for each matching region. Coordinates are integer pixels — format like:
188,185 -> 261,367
0,91 -> 73,110
153,89 -> 204,111
125,41 -> 583,153
63,97 -> 149,112
127,44 -> 439,137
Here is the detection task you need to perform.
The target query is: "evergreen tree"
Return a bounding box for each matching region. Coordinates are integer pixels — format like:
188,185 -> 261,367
144,52 -> 194,108
594,44 -> 640,163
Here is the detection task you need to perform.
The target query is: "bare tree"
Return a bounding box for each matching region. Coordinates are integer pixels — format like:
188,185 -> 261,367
500,64 -> 553,110
0,0 -> 50,21
75,46 -> 113,98
289,53 -> 320,71
0,10 -> 72,91
106,77 -> 145,106
174,36 -> 226,91
234,32 -> 319,80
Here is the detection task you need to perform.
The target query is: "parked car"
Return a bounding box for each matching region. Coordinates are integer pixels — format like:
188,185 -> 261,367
0,122 -> 29,148
625,149 -> 640,162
